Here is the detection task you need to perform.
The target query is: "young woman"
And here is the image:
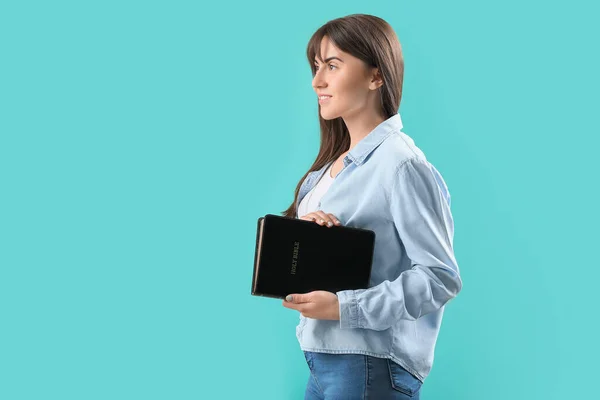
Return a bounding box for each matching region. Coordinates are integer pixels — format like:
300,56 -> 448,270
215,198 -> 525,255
280,14 -> 463,399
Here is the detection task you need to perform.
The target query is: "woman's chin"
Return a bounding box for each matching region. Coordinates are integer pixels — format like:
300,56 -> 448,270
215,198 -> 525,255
320,109 -> 339,121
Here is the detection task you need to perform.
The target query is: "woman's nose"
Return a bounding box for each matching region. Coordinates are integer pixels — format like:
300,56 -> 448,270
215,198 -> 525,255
312,69 -> 327,89
312,77 -> 326,90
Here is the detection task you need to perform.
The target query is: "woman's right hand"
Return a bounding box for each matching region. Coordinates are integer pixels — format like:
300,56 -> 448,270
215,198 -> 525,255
299,211 -> 341,228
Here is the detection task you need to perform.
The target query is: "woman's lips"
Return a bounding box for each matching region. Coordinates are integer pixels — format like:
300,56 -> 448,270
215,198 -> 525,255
318,95 -> 332,104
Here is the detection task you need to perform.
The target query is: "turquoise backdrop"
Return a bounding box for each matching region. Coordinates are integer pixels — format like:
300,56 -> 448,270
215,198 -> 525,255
1,1 -> 598,399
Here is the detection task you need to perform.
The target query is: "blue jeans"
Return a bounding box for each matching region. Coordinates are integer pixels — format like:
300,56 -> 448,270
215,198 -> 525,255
303,351 -> 422,399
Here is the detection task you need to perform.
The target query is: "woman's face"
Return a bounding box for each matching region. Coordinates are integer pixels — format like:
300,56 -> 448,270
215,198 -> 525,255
312,35 -> 381,120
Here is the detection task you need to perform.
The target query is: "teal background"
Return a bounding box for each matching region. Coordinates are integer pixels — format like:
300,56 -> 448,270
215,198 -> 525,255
1,0 -> 598,399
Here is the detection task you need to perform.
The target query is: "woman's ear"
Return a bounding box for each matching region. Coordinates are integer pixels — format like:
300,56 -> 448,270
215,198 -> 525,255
369,67 -> 384,90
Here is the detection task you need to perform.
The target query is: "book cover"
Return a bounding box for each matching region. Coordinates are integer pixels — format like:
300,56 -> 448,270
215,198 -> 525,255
252,214 -> 375,299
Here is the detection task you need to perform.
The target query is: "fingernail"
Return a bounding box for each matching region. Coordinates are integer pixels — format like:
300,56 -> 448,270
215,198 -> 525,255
286,295 -> 293,302
320,219 -> 325,223
327,221 -> 333,227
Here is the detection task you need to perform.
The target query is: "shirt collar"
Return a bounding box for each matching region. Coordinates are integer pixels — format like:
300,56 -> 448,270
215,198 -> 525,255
345,112 -> 403,166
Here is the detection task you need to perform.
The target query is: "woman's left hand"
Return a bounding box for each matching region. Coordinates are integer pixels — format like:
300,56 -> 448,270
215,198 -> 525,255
282,291 -> 340,320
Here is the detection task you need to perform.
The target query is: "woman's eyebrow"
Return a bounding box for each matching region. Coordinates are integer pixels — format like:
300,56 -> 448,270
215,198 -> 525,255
314,56 -> 344,63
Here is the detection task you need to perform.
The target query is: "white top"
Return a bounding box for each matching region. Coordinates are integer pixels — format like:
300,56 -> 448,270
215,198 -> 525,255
297,163 -> 335,217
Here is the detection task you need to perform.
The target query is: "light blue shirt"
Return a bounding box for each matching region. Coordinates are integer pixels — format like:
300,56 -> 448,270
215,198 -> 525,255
293,113 -> 462,383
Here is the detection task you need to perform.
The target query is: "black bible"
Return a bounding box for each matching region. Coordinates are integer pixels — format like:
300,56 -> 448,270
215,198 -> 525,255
251,214 -> 375,299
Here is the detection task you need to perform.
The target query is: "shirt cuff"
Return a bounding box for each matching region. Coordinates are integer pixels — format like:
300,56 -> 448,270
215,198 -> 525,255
337,289 -> 360,329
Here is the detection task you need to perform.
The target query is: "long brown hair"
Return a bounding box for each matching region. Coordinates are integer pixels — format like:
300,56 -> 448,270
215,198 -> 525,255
281,14 -> 404,218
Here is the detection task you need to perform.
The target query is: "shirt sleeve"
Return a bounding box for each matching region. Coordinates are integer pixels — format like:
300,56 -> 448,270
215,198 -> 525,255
336,157 -> 463,331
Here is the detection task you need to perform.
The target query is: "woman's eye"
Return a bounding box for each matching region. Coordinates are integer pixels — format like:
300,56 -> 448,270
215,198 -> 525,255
314,64 -> 337,71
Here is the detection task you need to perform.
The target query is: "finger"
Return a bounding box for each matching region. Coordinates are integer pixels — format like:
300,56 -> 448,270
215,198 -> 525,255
285,294 -> 301,303
299,213 -> 317,222
300,212 -> 323,225
327,213 -> 342,226
286,293 -> 312,303
300,212 -> 336,228
313,211 -> 336,227
282,300 -> 300,311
